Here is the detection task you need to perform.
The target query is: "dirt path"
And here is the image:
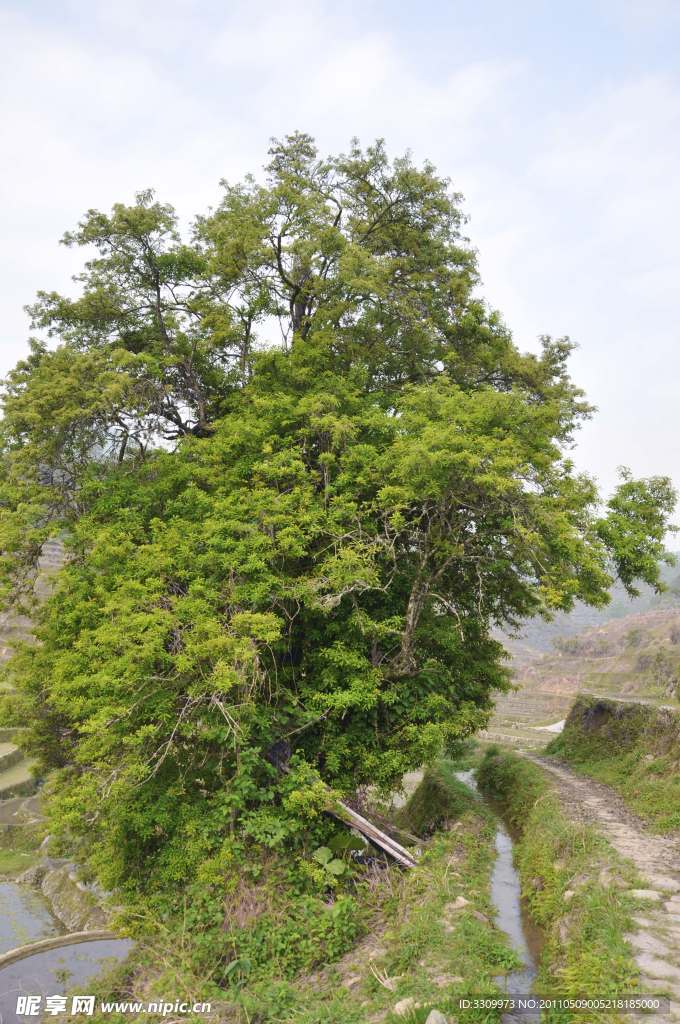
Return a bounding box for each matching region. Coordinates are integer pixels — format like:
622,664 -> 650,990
525,754 -> 680,1019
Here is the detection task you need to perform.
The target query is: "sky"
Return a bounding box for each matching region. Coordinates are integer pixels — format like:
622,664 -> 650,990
1,0 -> 679,503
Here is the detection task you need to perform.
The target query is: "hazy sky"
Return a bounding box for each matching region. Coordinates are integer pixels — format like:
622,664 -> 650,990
1,0 -> 679,502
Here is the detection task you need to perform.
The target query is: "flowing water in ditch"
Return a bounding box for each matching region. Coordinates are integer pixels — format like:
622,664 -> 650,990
456,770 -> 543,1022
0,881 -> 131,1023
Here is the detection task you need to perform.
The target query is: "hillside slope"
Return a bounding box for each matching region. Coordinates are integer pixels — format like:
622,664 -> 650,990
503,558 -> 680,656
484,607 -> 680,750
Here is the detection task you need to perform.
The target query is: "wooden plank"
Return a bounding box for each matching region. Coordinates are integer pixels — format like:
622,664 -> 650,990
269,759 -> 420,868
365,809 -> 425,848
330,800 -> 419,868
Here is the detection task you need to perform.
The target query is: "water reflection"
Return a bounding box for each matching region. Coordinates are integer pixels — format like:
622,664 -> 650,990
455,770 -> 541,1022
0,882 -> 62,955
0,938 -> 133,1024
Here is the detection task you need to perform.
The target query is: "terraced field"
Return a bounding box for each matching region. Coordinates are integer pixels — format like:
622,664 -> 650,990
484,609 -> 680,750
480,689 -> 572,750
0,539 -> 65,808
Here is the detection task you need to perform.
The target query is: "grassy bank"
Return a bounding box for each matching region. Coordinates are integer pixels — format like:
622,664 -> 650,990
477,748 -> 641,1021
547,696 -> 680,833
82,763 -> 522,1024
394,759 -> 477,836
0,822 -> 42,877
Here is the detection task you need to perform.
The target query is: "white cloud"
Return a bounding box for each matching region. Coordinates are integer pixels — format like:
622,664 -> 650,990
1,0 -> 678,502
463,71 -> 680,494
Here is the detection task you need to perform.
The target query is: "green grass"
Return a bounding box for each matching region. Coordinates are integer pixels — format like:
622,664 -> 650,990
0,845 -> 39,874
0,823 -> 42,876
547,697 -> 680,833
0,758 -> 36,798
235,812 -> 522,1023
477,748 -> 642,1023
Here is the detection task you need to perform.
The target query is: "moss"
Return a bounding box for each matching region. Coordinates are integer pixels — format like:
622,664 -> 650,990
394,759 -> 477,836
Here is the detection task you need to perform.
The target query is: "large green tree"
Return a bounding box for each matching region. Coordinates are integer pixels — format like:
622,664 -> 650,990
0,134 -> 675,892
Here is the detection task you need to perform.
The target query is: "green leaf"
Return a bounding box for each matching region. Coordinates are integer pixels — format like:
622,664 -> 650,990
312,846 -> 332,866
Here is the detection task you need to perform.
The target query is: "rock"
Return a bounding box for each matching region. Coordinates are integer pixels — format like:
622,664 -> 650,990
630,889 -> 662,901
342,974 -> 362,990
394,997 -> 420,1016
432,974 -> 463,987
470,909 -> 490,924
629,932 -> 672,958
563,889 -> 575,903
444,896 -> 470,913
636,953 -> 680,983
598,867 -> 626,889
639,970 -> 680,1003
40,863 -> 108,931
645,874 -> 680,893
638,974 -> 680,1000
17,863 -> 48,886
425,1012 -> 449,1024
633,914 -> 656,929
556,911 -> 576,944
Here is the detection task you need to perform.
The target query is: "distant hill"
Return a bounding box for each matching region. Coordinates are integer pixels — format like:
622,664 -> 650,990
484,605 -> 680,753
504,556 -> 680,656
484,559 -> 680,748
509,607 -> 680,703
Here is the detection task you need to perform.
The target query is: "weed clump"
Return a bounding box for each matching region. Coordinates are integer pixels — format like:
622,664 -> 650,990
394,760 -> 476,836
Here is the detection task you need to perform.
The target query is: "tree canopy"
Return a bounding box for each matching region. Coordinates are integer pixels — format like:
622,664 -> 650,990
0,134 -> 675,894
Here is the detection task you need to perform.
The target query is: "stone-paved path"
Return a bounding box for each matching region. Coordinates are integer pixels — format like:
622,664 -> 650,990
526,754 -> 680,1022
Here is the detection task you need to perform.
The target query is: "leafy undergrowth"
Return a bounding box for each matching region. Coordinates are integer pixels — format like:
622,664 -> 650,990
235,812 -> 520,1023
547,696 -> 680,833
80,766 -> 521,1024
477,748 -> 642,1024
